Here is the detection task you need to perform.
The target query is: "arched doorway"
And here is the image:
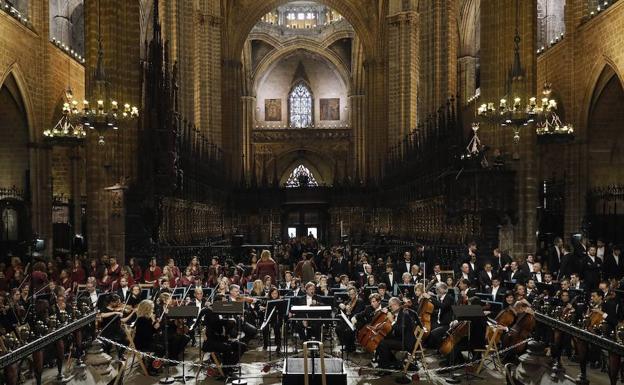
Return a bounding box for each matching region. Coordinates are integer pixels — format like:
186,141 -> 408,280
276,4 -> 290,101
0,73 -> 32,255
585,66 -> 624,244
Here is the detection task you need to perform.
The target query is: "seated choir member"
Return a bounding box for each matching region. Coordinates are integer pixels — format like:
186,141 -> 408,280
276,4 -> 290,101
133,300 -> 161,375
423,283 -> 455,348
200,294 -> 247,370
336,286 -> 365,352
375,297 -> 417,372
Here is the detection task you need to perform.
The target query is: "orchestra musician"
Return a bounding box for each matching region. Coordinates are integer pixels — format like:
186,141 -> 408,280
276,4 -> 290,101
293,282 -> 322,341
154,291 -> 189,360
377,283 -> 391,302
99,294 -> 132,358
424,282 -> 455,348
375,297 -> 417,373
227,284 -> 258,343
336,286 -> 365,352
261,286 -> 283,353
126,284 -> 143,308
200,294 -> 246,372
133,299 -> 162,376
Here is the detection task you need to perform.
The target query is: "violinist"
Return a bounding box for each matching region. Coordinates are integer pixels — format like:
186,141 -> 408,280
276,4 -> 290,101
457,279 -> 476,305
503,291 -> 515,309
336,286 -> 365,352
375,297 -> 417,373
550,290 -> 574,364
154,292 -> 189,360
200,294 -> 246,372
424,282 -> 455,348
99,294 -> 131,357
228,284 -> 258,343
133,300 -> 161,376
151,277 -> 171,301
261,286 -> 283,353
126,285 -> 143,308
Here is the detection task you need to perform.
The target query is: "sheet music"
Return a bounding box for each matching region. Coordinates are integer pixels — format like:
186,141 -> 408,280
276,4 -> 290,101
339,310 -> 355,331
291,305 -> 332,312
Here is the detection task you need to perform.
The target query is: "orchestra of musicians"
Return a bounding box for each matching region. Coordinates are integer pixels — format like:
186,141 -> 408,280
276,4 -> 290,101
1,235 -> 623,382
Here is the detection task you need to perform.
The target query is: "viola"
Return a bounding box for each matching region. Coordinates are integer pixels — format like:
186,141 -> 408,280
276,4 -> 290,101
356,308 -> 393,353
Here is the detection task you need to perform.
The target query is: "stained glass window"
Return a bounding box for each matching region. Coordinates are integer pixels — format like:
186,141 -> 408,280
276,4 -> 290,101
289,83 -> 312,128
286,165 -> 318,188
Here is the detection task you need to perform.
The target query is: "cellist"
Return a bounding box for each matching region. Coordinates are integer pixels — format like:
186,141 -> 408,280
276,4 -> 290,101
375,297 -> 417,373
423,282 -> 455,348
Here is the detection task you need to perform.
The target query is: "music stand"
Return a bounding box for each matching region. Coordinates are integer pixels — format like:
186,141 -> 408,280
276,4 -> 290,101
261,299 -> 288,360
168,306 -> 200,383
446,305 -> 485,384
212,301 -> 245,385
398,284 -> 415,299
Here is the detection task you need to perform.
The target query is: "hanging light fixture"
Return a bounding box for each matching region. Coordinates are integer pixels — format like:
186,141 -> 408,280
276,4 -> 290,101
476,0 -> 554,144
43,88 -> 87,145
72,0 -> 139,145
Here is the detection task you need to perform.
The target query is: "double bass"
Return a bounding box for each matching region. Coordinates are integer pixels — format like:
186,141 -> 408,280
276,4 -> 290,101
356,309 -> 393,353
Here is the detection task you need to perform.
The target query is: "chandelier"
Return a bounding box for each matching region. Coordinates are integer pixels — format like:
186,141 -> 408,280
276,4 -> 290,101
44,88 -> 87,145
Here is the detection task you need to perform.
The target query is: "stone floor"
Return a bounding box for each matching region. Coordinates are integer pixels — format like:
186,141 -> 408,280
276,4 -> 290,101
32,340 -> 613,385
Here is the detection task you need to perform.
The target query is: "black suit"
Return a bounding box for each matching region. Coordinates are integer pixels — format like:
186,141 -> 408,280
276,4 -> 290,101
478,270 -> 494,290
491,254 -> 511,274
581,255 -> 602,291
200,307 -> 246,366
336,298 -> 365,350
506,269 -> 527,285
547,246 -> 563,275
376,308 -> 416,368
559,252 -> 576,278
428,293 -> 455,349
396,260 -> 415,276
486,286 -> 503,302
380,272 -> 397,289
116,287 -> 131,302
531,272 -> 544,283
603,253 -> 624,280
331,258 -> 350,279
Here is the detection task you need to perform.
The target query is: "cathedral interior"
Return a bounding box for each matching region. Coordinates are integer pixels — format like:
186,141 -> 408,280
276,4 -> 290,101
0,1 -> 623,385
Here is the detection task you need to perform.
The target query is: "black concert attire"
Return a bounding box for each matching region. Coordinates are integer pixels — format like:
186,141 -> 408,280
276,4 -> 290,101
294,294 -> 323,341
200,307 -> 246,366
336,297 -> 365,352
376,308 -> 417,369
603,253 -> 624,281
262,302 -> 284,351
581,255 -> 602,291
427,293 -> 455,349
154,303 -> 189,360
100,305 -> 128,358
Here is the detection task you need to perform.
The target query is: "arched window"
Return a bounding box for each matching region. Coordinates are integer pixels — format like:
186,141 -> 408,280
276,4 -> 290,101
289,83 -> 312,128
286,165 -> 318,188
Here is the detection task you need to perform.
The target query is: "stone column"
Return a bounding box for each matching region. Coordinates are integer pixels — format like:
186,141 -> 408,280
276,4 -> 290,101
70,146 -> 82,236
348,94 -> 365,179
387,10 -> 419,149
458,56 -> 478,103
364,58 -> 387,182
241,95 -> 256,177
222,59 -> 243,182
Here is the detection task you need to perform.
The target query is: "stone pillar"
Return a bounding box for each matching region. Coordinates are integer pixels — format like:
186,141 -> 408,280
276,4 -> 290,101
364,58 -> 387,182
349,94 -> 365,179
387,10 -> 419,147
241,95 -> 256,177
84,0 -> 141,258
104,184 -> 127,262
222,59 -> 243,182
458,56 -> 478,103
29,143 -> 53,250
481,0 -> 538,255
70,146 -> 82,236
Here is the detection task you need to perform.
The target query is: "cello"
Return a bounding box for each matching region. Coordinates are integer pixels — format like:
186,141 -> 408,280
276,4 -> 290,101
501,309 -> 535,354
356,308 -> 393,353
485,307 -> 515,345
439,321 -> 469,356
